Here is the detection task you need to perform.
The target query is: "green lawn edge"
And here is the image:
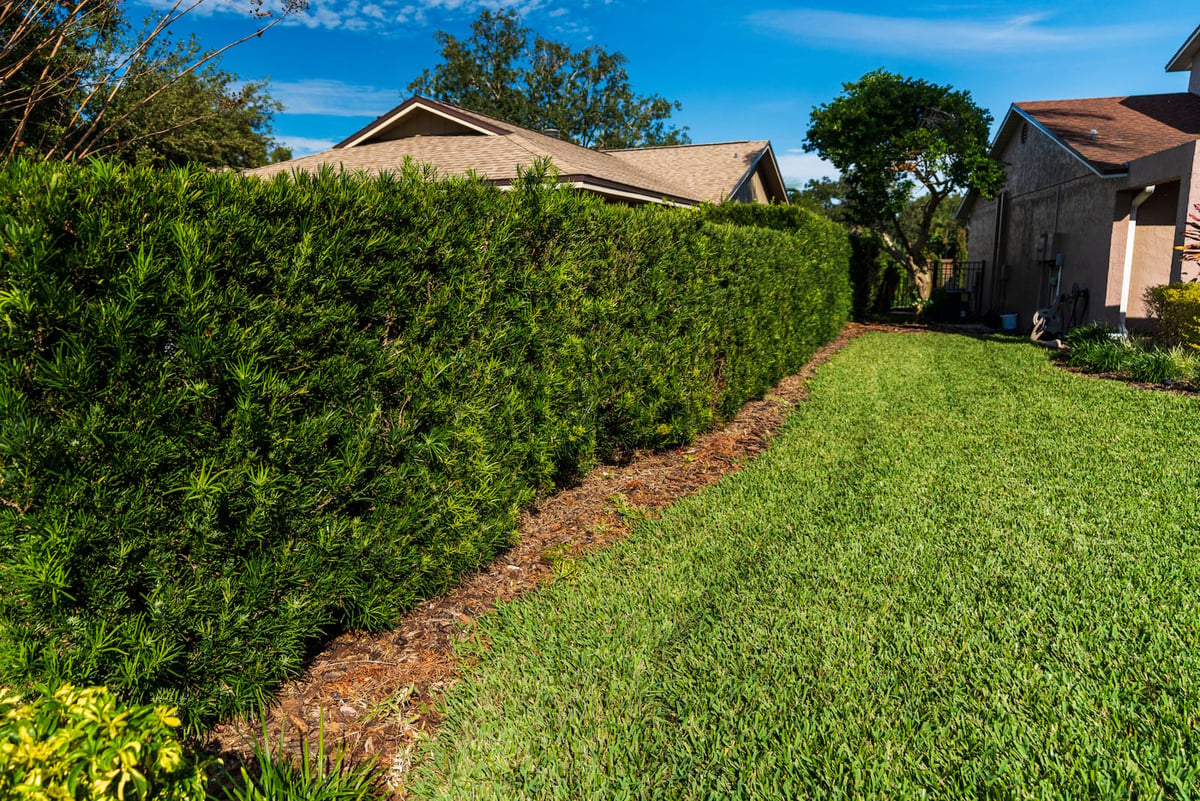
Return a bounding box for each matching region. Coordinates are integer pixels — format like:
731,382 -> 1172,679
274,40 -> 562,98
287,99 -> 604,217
405,332 -> 1200,800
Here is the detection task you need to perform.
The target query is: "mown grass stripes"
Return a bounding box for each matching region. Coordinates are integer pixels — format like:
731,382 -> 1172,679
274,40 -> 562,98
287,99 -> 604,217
409,332 -> 1200,800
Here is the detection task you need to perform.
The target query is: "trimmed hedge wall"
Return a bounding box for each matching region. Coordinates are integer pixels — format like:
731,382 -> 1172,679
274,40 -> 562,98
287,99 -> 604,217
0,159 -> 850,728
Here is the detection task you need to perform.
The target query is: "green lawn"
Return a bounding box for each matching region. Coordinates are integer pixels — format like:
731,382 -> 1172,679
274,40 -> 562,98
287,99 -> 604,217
407,332 -> 1200,799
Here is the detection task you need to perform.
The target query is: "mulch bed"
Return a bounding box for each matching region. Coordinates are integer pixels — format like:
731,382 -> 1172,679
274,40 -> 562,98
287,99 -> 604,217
203,322 -> 914,794
1056,363 -> 1200,396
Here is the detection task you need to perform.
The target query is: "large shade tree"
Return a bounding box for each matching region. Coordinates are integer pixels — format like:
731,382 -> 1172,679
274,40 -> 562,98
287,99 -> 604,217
409,9 -> 689,150
0,0 -> 302,167
805,70 -> 1005,299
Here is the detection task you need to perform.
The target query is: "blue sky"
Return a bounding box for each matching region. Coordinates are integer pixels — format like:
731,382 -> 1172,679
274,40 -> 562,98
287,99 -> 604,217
164,2 -> 1198,186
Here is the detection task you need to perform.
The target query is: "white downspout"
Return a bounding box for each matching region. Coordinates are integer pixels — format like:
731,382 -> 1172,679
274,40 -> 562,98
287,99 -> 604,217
1119,185 -> 1156,334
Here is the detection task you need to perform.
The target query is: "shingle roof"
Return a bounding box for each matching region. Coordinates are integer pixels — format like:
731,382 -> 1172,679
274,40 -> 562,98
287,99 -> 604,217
1016,93 -> 1200,174
246,96 -> 786,205
603,142 -> 772,204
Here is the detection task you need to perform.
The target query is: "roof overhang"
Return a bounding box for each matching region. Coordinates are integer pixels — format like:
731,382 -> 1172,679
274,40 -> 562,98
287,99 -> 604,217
335,96 -> 506,149
490,174 -> 697,207
1167,23 -> 1200,72
728,143 -> 790,204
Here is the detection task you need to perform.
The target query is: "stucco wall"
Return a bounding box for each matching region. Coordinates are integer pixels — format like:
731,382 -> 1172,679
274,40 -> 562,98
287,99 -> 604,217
1104,143 -> 1198,326
966,117 -> 1117,327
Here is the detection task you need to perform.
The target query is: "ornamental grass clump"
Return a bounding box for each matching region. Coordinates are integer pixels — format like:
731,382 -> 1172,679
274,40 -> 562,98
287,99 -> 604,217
1062,320 -> 1200,385
0,157 -> 851,729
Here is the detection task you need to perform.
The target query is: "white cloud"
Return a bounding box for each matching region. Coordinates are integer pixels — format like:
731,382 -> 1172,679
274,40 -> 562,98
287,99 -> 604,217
285,0 -> 548,30
776,151 -> 839,187
270,79 -> 401,116
276,135 -> 339,155
747,9 -> 1160,55
134,0 -> 566,32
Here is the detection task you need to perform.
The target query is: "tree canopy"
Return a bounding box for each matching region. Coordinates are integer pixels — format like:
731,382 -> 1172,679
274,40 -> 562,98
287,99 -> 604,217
408,9 -> 689,150
0,0 -> 300,167
805,70 -> 1004,297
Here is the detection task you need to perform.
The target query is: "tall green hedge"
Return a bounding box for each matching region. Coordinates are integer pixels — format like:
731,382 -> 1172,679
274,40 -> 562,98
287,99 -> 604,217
0,159 -> 850,729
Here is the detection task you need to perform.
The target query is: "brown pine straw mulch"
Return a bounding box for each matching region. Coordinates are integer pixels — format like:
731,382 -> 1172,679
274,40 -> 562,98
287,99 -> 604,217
204,322 -> 913,794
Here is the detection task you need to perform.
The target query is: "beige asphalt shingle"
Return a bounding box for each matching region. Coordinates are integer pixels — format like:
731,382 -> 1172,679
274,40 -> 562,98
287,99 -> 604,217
603,142 -> 770,203
246,96 -> 782,204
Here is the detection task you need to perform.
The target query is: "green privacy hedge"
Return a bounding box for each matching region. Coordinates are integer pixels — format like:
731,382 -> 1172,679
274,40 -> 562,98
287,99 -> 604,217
0,159 -> 850,729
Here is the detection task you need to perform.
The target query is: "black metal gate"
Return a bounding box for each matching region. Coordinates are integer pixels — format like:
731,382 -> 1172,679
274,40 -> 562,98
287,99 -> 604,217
891,260 -> 986,317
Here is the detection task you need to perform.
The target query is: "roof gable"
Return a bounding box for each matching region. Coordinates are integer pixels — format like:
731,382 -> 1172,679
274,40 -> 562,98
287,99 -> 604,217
336,96 -> 511,149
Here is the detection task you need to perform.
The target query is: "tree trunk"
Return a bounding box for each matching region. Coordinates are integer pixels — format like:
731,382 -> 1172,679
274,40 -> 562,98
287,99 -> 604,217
912,266 -> 934,301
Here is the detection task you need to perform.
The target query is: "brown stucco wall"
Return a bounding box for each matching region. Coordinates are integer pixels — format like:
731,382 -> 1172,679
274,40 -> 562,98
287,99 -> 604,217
966,117 -> 1118,327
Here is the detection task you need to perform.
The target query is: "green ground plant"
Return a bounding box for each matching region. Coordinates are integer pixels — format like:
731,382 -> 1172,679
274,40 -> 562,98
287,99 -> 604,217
0,684 -> 211,799
1064,321 -> 1200,385
0,158 -> 850,730
408,332 -> 1200,799
216,718 -> 382,801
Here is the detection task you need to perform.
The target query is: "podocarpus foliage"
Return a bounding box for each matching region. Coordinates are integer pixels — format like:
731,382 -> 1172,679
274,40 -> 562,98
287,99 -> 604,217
0,158 -> 850,730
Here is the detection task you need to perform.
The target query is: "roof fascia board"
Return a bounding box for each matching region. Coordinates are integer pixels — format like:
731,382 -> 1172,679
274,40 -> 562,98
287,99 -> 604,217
338,98 -> 502,149
491,174 -> 697,207
1167,24 -> 1200,72
567,182 -> 695,208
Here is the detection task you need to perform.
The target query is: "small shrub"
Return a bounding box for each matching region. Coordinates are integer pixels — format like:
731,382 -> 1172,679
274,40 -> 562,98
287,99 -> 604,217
0,684 -> 210,800
1144,283 -> 1200,348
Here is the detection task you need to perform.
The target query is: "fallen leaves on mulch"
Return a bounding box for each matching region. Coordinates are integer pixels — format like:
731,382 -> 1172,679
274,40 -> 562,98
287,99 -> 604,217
204,322 -> 912,795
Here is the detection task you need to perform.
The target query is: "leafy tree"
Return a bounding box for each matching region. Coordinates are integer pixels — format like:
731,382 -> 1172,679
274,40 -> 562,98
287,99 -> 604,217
409,9 -> 689,149
94,35 -> 285,170
0,0 -> 304,165
805,70 -> 1004,298
787,178 -> 849,223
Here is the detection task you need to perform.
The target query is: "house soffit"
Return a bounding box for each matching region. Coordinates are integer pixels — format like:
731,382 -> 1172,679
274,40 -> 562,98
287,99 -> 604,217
1167,22 -> 1200,72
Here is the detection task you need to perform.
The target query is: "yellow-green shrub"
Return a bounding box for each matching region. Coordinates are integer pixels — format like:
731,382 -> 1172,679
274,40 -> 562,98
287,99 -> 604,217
1144,283 -> 1200,348
0,685 -> 210,799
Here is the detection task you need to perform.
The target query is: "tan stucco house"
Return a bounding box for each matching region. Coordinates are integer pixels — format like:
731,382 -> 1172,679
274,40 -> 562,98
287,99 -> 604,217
958,23 -> 1200,332
248,95 -> 788,207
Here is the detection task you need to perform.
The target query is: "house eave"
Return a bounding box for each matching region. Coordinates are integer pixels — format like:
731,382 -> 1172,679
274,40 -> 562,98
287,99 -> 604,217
1166,23 -> 1200,72
491,173 -> 698,207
